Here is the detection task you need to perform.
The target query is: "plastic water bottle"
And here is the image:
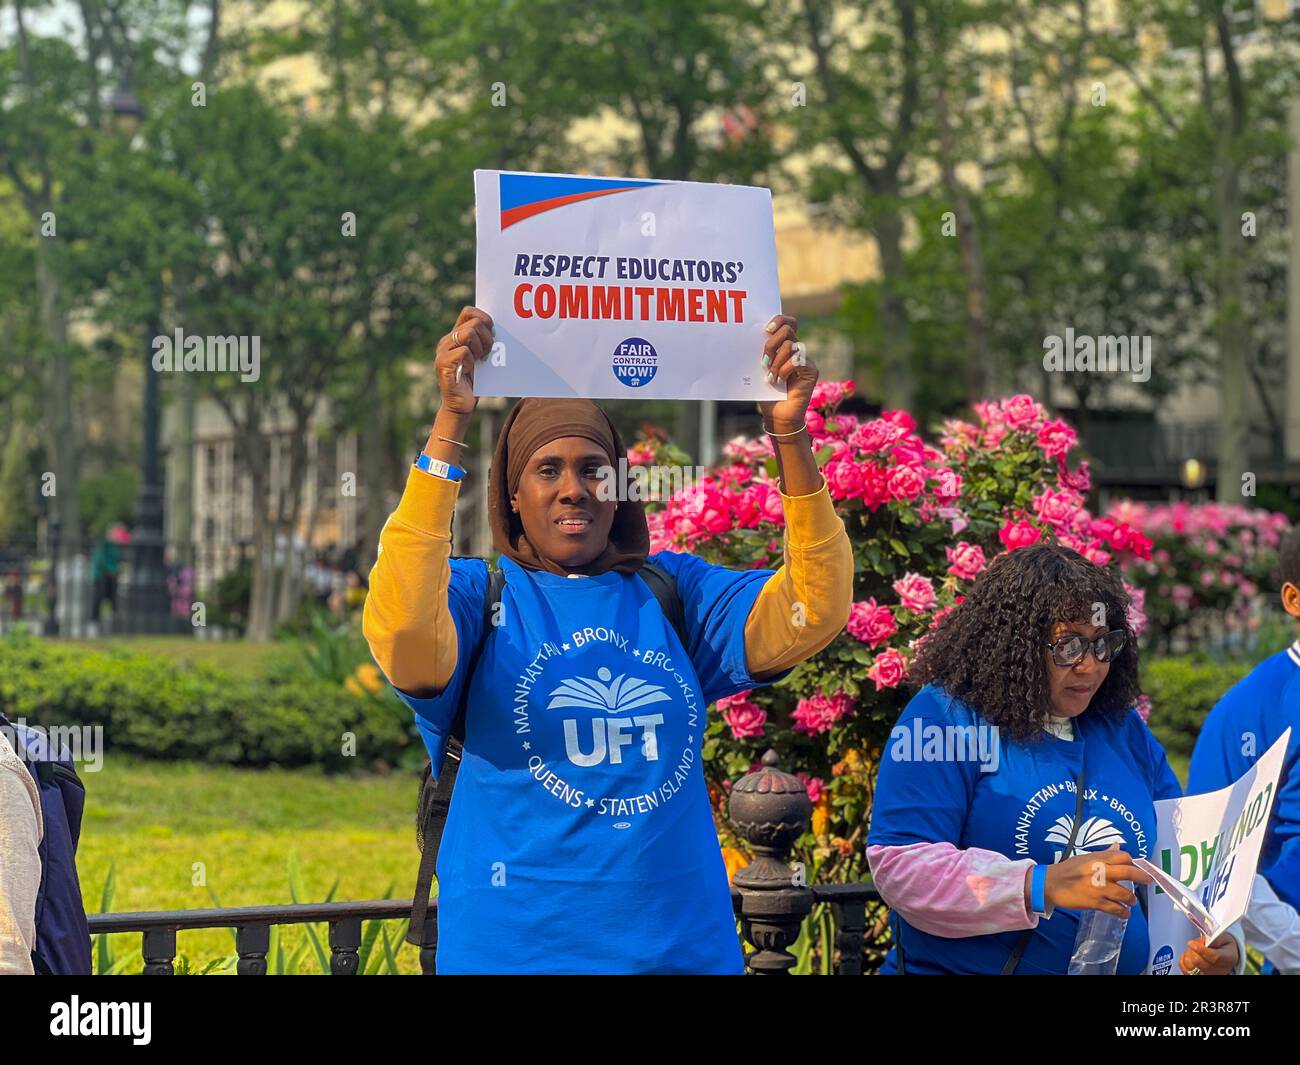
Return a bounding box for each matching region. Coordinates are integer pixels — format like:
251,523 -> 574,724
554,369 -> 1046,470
1068,905 -> 1129,975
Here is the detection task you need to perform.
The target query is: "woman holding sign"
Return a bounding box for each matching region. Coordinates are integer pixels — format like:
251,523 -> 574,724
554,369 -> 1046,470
868,544 -> 1245,975
364,306 -> 852,974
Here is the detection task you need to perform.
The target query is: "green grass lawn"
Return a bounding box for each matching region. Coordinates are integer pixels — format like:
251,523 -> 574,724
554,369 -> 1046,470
79,756 -> 426,974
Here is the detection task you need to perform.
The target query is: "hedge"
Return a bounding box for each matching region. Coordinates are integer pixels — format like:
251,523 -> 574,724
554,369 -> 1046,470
1142,656 -> 1254,760
0,636 -> 411,771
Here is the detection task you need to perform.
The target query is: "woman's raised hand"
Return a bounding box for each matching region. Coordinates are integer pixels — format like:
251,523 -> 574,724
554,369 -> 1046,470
755,313 -> 818,432
1043,846 -> 1153,918
435,307 -> 494,416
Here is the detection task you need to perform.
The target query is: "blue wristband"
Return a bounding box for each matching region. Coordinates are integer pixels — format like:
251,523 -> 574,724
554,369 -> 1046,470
1030,863 -> 1048,915
416,453 -> 466,481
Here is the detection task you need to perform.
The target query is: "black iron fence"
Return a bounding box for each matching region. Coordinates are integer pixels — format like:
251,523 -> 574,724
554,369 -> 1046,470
87,886 -> 885,976
0,538 -> 327,639
1084,417 -> 1300,490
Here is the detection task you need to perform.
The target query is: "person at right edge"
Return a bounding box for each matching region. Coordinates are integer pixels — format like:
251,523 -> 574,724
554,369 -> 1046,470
1189,525 -> 1300,974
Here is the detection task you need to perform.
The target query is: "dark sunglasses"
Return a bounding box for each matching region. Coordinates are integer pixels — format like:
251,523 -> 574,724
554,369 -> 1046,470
1047,630 -> 1127,668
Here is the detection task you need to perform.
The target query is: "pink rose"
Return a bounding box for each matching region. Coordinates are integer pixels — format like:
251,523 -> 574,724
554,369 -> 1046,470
882,409 -> 917,434
1125,584 -> 1146,639
889,437 -> 929,468
999,519 -> 1042,551
932,468 -> 963,504
850,418 -> 906,453
1058,459 -> 1092,494
847,598 -> 897,647
826,458 -> 865,501
929,604 -> 957,630
1001,394 -> 1045,431
938,506 -> 969,536
946,542 -> 988,581
626,443 -> 656,466
859,462 -> 891,511
940,419 -> 982,450
1036,419 -> 1077,459
1034,487 -> 1083,530
719,694 -> 767,740
887,464 -> 925,502
791,692 -> 856,735
867,648 -> 908,691
798,773 -> 826,804
893,572 -> 937,613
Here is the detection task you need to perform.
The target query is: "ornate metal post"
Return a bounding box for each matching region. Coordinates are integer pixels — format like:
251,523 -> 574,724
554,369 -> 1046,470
328,916 -> 362,975
727,749 -> 814,975
235,925 -> 270,975
141,928 -> 176,976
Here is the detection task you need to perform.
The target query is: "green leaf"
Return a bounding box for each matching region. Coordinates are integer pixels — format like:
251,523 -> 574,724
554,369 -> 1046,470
380,923 -> 400,974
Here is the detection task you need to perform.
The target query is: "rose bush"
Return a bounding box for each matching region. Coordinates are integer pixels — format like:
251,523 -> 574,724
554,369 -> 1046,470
652,387 -> 1154,882
1104,500 -> 1290,648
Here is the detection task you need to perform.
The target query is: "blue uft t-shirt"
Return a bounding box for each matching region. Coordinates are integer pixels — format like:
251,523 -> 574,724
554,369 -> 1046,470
868,684 -> 1182,975
394,551 -> 791,975
1188,642 -> 1300,913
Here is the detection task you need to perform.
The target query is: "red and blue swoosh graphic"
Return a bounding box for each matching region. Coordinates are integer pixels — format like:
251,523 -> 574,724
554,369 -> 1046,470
499,173 -> 660,230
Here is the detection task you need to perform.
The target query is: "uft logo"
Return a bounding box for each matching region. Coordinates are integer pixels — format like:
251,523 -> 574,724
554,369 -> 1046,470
548,666 -> 670,767
1044,814 -> 1126,860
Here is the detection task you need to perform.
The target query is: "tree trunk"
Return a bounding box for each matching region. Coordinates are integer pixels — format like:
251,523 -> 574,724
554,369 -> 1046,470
875,205 -> 915,411
33,235 -> 81,555
359,374 -> 388,573
935,83 -> 994,399
1214,132 -> 1248,502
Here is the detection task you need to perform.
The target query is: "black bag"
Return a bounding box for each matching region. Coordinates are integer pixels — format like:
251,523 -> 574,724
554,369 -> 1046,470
405,561 -> 688,946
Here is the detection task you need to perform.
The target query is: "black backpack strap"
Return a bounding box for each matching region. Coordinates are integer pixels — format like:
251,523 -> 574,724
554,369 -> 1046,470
638,562 -> 688,650
406,562 -> 504,948
1001,765 -> 1087,975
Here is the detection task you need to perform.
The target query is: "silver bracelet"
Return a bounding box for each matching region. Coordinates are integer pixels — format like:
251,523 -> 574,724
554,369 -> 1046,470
763,422 -> 807,439
437,434 -> 469,449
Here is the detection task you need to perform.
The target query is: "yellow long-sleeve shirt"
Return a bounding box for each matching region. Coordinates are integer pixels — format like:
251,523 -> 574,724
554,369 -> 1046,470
363,468 -> 853,697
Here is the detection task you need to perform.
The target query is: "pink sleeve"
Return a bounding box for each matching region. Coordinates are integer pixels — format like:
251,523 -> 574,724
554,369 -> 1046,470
867,841 -> 1040,938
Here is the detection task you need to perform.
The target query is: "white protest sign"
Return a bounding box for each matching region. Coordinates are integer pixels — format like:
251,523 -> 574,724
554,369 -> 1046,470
473,169 -> 784,401
1142,728 -> 1290,974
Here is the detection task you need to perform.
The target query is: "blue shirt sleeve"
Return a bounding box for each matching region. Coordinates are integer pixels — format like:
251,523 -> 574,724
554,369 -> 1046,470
646,550 -> 795,706
867,687 -> 978,848
387,557 -> 488,776
1187,696 -> 1243,797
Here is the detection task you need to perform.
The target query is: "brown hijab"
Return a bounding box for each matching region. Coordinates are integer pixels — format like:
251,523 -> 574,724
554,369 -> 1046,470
487,397 -> 649,576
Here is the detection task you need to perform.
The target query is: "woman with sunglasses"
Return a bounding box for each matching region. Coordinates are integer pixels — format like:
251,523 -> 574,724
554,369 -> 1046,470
867,544 -> 1244,975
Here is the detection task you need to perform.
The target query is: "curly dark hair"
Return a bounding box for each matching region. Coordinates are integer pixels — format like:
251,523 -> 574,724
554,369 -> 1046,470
1279,525 -> 1300,589
910,543 -> 1141,741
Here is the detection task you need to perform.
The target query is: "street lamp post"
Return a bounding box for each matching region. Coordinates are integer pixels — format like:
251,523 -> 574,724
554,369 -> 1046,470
112,79 -> 172,633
